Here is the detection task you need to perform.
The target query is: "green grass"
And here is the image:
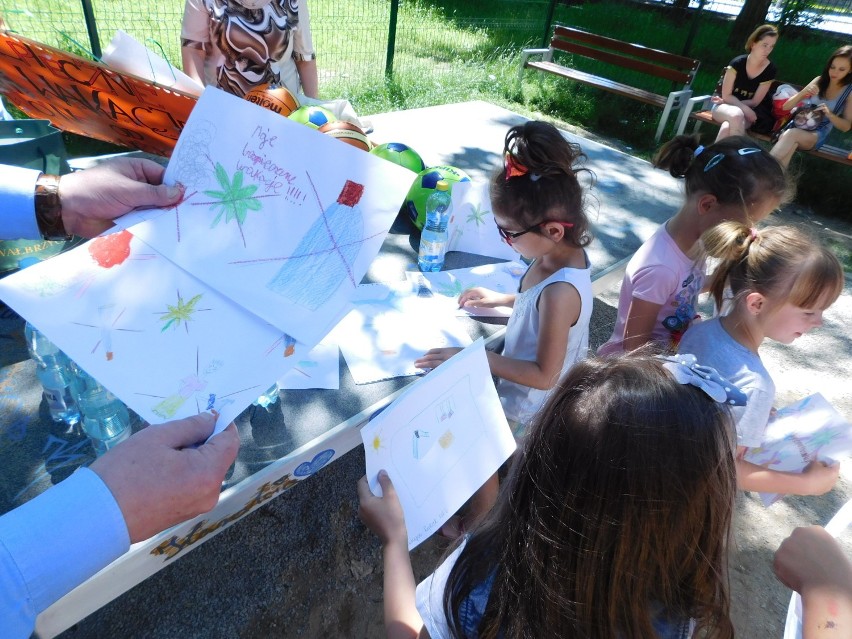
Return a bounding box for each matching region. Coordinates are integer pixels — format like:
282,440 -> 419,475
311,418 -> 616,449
1,0 -> 848,217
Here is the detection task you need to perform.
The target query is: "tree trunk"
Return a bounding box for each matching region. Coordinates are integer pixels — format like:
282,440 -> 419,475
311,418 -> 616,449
728,0 -> 773,49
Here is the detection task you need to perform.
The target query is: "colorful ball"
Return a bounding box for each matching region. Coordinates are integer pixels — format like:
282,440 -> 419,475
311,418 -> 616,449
318,121 -> 372,151
369,142 -> 426,174
288,105 -> 337,129
243,83 -> 299,117
404,165 -> 471,229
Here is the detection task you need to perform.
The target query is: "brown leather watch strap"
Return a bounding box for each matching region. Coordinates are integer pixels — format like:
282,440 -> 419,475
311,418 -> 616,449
35,173 -> 71,241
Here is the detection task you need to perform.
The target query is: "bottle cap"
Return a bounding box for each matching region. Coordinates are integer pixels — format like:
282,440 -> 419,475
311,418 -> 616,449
337,180 -> 365,206
435,180 -> 449,192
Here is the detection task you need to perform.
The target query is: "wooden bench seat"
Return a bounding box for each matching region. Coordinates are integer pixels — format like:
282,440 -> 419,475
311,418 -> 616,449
519,26 -> 701,142
674,88 -> 852,166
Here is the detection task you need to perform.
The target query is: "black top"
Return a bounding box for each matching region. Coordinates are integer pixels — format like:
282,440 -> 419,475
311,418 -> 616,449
726,54 -> 777,102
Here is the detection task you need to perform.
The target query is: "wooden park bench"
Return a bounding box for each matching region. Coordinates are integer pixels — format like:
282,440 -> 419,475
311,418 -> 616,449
518,25 -> 701,143
673,82 -> 852,167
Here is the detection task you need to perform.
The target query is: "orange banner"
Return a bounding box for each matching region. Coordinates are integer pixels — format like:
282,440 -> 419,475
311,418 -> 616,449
0,30 -> 197,157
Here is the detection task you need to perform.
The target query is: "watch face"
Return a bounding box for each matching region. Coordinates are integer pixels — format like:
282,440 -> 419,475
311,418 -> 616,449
231,0 -> 274,8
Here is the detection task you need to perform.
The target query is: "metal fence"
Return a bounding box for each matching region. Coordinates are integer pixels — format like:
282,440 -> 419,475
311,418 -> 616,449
0,0 -> 847,98
0,0 -> 557,96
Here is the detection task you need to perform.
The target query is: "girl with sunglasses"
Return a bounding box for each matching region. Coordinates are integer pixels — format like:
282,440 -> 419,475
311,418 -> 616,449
415,121 -> 593,537
598,134 -> 790,356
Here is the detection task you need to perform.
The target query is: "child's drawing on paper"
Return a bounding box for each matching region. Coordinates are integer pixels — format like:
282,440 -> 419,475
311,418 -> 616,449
277,340 -> 340,390
388,380 -> 483,507
71,304 -> 141,361
445,180 -> 516,260
361,340 -> 515,549
266,179 -> 366,311
158,291 -> 211,333
145,356 -> 223,419
266,332 -> 298,357
744,393 -> 852,506
88,230 -> 134,269
406,262 -> 525,318
0,227 -> 299,432
331,281 -> 471,384
126,89 -> 413,346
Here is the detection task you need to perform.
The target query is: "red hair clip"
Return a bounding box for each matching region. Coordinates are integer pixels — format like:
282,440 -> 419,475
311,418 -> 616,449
504,152 -> 528,180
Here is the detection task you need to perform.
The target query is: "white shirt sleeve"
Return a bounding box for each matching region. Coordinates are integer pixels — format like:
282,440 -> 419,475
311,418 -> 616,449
1,165 -> 42,240
0,467 -> 130,638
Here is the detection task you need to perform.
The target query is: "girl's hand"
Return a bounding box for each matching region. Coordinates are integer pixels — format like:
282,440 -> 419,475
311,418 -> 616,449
414,347 -> 462,371
458,287 -> 513,309
801,460 -> 840,496
802,81 -> 819,98
357,471 -> 407,547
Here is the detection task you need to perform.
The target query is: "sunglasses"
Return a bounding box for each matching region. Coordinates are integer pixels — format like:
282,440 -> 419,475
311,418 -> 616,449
496,220 -> 574,245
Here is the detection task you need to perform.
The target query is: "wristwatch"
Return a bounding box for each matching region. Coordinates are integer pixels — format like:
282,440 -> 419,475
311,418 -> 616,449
34,173 -> 71,241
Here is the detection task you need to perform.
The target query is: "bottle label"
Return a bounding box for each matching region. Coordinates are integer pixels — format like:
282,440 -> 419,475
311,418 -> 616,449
420,239 -> 446,256
43,387 -> 72,412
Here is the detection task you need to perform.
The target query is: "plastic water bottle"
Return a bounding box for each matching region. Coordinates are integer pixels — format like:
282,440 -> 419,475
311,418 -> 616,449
253,382 -> 281,410
71,363 -> 131,456
24,322 -> 81,428
418,180 -> 452,272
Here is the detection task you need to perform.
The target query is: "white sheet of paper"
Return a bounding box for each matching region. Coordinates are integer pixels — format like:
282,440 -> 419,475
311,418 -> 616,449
744,393 -> 852,506
331,281 -> 472,384
446,180 -> 517,261
361,339 -> 516,549
0,230 -> 301,434
129,88 -> 414,346
405,261 -> 526,318
102,30 -> 203,95
277,340 -> 340,390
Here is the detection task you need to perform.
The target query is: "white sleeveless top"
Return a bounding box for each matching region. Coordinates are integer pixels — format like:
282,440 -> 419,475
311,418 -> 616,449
496,254 -> 593,427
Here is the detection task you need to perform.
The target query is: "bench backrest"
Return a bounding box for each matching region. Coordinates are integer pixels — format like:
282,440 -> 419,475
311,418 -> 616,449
550,25 -> 700,88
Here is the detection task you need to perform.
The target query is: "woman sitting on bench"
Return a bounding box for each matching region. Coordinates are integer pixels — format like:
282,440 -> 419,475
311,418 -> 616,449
770,45 -> 852,168
711,25 -> 778,141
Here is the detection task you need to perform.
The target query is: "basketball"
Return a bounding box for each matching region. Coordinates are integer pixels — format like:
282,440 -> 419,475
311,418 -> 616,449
243,83 -> 299,117
369,142 -> 426,173
289,105 -> 337,129
404,165 -> 471,229
318,121 -> 372,151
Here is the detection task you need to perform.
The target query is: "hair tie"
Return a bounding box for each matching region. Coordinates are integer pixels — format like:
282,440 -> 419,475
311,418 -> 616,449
529,173 -> 541,182
693,145 -> 705,157
749,227 -> 759,241
504,152 -> 527,180
657,354 -> 747,406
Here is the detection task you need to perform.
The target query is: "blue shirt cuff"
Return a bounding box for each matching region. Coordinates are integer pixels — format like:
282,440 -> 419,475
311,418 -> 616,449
0,467 -> 130,625
1,165 -> 43,240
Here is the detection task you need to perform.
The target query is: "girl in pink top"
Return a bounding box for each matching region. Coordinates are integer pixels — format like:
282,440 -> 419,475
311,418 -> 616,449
598,134 -> 789,355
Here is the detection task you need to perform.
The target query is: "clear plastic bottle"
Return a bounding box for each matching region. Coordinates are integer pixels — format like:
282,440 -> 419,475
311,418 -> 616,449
71,363 -> 131,456
418,180 -> 452,272
253,382 -> 281,410
24,322 -> 81,427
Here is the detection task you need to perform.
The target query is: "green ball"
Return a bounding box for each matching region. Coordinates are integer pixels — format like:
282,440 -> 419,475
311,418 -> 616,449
404,165 -> 471,230
369,142 -> 426,174
288,105 -> 337,129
